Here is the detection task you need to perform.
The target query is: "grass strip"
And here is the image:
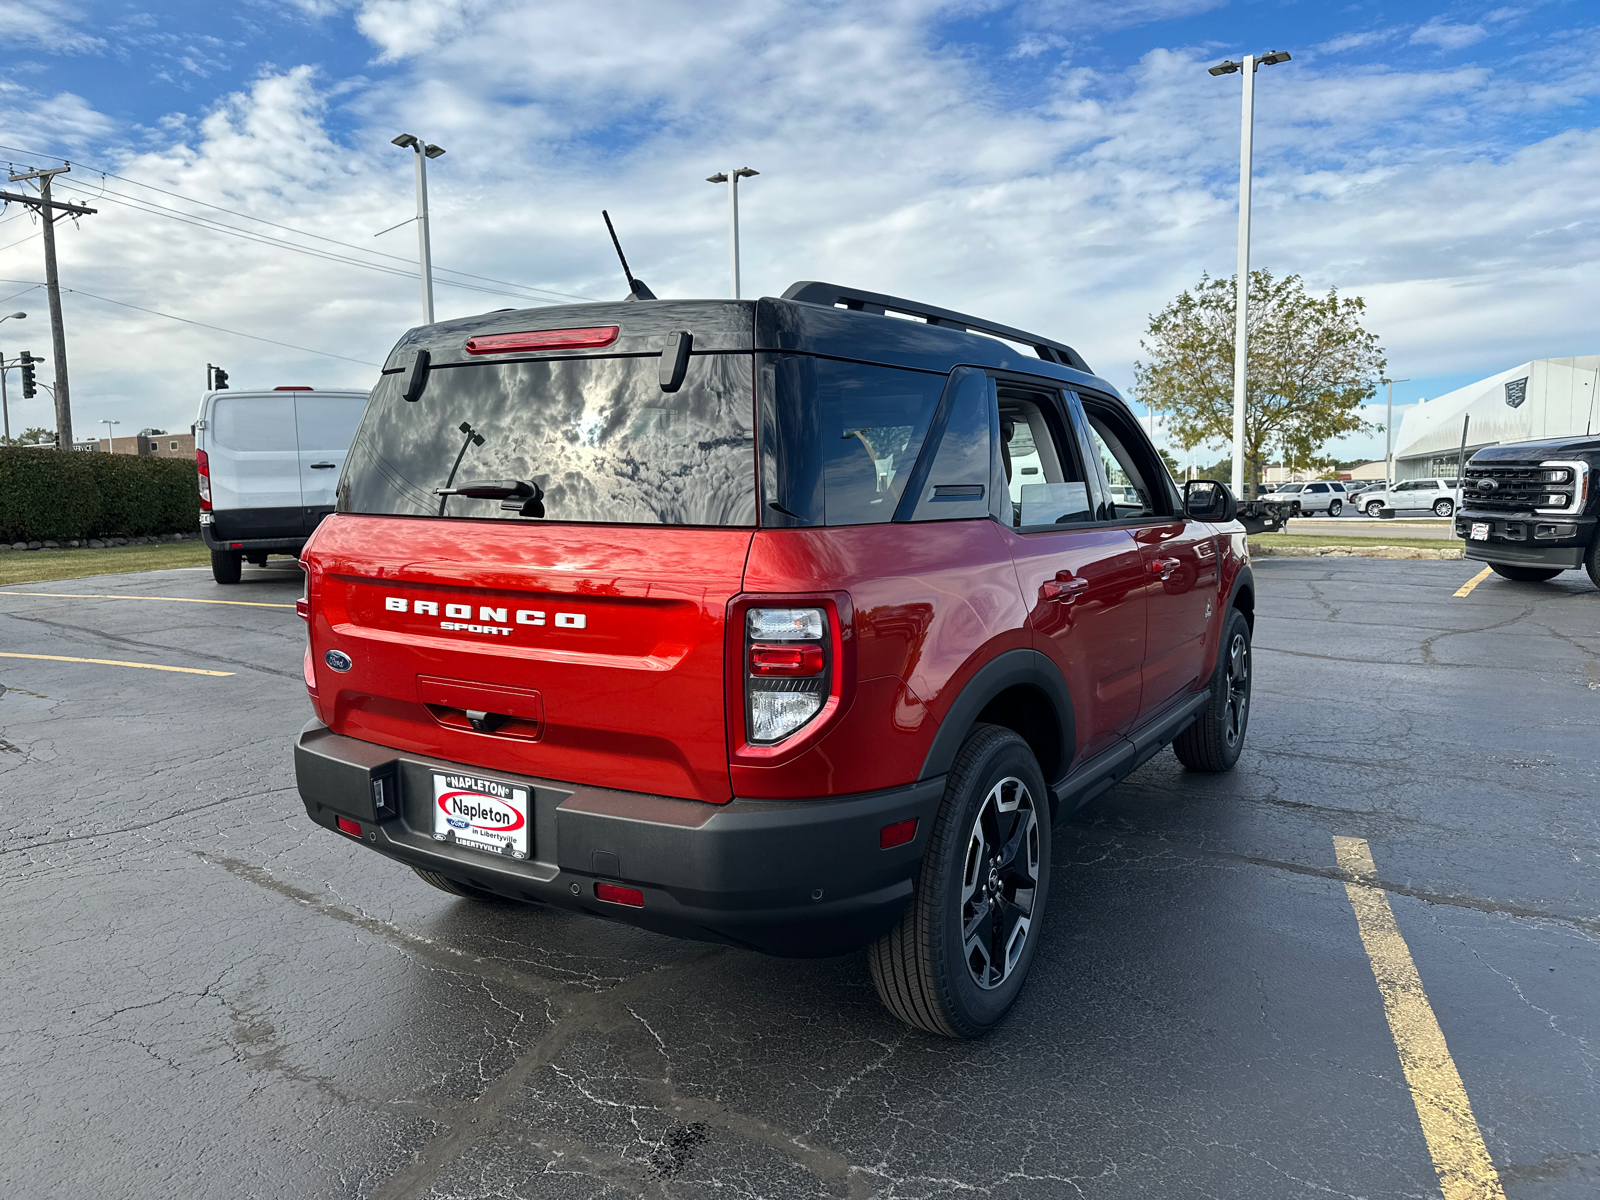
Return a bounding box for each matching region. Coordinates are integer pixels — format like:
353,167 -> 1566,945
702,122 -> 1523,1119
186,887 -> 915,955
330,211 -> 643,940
1252,533 -> 1458,550
0,541 -> 211,586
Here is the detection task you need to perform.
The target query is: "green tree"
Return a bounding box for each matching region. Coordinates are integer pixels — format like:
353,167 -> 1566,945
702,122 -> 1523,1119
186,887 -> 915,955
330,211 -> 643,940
1134,271 -> 1386,493
0,426 -> 54,447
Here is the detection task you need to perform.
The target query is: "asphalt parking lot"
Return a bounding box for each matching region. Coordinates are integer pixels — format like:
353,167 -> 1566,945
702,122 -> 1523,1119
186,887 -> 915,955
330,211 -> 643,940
2,555 -> 1597,1199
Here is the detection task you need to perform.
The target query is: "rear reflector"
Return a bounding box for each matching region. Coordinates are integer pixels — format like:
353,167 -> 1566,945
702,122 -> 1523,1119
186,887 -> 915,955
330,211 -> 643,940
594,882 -> 644,907
295,598 -> 310,621
749,643 -> 825,676
465,326 -> 619,355
880,818 -> 918,849
336,816 -> 362,837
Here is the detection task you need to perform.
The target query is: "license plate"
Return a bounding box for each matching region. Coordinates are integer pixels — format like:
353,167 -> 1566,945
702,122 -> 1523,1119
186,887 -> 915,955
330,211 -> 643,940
1470,522 -> 1490,541
432,772 -> 530,860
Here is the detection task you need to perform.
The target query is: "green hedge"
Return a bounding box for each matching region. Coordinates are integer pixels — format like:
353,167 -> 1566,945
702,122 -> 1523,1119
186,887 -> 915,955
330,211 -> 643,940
0,448 -> 199,542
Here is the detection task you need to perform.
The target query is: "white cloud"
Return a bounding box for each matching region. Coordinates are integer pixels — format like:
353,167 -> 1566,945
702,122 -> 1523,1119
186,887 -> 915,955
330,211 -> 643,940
1411,17 -> 1489,51
0,1 -> 105,53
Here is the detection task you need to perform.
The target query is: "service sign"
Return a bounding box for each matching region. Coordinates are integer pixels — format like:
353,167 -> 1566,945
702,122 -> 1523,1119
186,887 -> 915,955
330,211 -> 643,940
432,772 -> 530,859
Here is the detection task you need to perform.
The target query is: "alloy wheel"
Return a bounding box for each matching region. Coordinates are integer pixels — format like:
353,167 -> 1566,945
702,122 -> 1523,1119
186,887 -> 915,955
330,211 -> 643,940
1223,630 -> 1250,747
960,777 -> 1041,991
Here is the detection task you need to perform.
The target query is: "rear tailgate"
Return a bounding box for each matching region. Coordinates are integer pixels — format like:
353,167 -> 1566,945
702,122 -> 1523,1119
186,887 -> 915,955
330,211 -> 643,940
305,515 -> 752,802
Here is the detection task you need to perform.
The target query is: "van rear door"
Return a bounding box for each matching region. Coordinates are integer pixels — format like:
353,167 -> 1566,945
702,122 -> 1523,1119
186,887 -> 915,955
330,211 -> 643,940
206,391 -> 303,538
294,392 -> 367,535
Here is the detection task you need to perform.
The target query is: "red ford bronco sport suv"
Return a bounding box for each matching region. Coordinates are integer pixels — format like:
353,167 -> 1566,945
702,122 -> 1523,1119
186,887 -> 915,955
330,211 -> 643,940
294,282 -> 1254,1037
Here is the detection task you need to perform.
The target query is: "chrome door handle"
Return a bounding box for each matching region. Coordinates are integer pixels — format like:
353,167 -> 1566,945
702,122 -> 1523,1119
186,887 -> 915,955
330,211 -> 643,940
1040,575 -> 1090,602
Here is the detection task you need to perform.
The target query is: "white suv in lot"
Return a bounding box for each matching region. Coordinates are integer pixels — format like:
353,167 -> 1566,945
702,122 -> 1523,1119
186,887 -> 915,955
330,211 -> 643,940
1358,478 -> 1461,518
1267,480 -> 1349,516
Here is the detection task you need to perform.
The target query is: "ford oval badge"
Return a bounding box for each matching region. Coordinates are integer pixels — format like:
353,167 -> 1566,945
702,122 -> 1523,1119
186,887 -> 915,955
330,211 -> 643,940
324,649 -> 354,672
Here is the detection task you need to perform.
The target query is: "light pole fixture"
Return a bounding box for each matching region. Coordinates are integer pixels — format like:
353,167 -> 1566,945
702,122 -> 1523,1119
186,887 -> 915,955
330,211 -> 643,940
1209,50 -> 1290,498
1382,377 -> 1409,487
706,167 -> 759,299
392,133 -> 447,324
0,311 -> 24,441
101,417 -> 119,453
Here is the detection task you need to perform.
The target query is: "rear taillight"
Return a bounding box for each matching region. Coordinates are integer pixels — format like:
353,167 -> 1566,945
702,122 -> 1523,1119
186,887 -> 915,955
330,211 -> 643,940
196,449 -> 212,511
745,607 -> 828,743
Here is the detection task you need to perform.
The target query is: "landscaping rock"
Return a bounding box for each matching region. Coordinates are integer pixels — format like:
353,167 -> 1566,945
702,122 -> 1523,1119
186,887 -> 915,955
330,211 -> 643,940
42,540 -> 60,549
1249,541 -> 1463,560
27,541 -> 42,550
10,542 -> 24,551
88,539 -> 105,549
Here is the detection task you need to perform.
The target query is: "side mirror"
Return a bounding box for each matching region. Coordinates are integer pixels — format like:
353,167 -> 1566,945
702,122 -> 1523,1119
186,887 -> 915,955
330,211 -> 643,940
1183,479 -> 1236,522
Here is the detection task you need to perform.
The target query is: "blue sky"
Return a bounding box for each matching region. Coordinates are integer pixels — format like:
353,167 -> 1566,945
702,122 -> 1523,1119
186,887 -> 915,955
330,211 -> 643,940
2,0 -> 1597,464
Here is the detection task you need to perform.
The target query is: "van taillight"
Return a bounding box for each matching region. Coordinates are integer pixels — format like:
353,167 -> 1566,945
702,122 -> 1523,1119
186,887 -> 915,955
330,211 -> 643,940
196,449 -> 212,511
745,607 -> 829,743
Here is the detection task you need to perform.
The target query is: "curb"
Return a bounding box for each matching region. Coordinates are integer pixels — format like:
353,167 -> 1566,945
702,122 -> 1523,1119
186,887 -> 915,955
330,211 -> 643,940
1249,542 -> 1463,560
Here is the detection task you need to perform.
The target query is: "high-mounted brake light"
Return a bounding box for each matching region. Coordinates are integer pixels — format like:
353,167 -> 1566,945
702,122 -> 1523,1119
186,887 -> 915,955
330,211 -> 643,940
273,386 -> 314,391
465,327 -> 619,355
196,449 -> 212,511
595,882 -> 644,908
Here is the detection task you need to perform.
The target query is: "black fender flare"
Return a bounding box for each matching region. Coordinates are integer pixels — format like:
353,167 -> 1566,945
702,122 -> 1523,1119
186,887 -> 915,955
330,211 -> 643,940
1228,561 -> 1255,626
917,649 -> 1076,787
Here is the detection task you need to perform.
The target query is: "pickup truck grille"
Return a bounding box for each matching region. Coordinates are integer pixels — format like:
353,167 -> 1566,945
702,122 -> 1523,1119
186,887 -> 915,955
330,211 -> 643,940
1463,466 -> 1545,512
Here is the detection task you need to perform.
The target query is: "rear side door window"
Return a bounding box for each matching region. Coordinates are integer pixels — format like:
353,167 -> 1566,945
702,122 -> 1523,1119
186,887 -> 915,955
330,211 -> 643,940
996,387 -> 1094,528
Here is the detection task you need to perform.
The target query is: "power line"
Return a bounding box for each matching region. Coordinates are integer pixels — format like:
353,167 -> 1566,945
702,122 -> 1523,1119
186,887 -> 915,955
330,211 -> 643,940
0,140 -> 597,304
0,277 -> 381,367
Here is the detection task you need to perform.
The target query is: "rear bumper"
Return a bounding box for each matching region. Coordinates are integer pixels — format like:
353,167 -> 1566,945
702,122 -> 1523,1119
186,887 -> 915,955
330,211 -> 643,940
1455,509 -> 1594,569
293,720 -> 942,957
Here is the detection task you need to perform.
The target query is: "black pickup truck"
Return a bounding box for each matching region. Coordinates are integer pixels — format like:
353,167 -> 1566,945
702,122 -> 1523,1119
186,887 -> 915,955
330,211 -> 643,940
1456,434 -> 1600,584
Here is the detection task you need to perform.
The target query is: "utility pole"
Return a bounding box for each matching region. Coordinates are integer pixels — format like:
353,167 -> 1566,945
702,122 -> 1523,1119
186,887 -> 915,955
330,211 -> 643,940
705,168 -> 759,299
3,166 -> 96,450
1383,377 -> 1408,487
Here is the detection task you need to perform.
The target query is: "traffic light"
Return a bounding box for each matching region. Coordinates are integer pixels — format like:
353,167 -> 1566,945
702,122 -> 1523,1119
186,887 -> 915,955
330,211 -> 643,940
208,364 -> 229,390
20,352 -> 36,399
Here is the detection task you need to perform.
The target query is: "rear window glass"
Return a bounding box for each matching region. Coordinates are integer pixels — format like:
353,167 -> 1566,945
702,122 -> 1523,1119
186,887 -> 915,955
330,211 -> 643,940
211,395 -> 297,452
339,354 -> 756,526
818,360 -> 945,525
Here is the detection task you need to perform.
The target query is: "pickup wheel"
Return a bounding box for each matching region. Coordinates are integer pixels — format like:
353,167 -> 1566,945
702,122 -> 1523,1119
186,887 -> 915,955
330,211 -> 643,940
1172,607 -> 1251,773
869,725 -> 1050,1039
411,866 -> 498,900
210,549 -> 242,585
1489,564 -> 1564,582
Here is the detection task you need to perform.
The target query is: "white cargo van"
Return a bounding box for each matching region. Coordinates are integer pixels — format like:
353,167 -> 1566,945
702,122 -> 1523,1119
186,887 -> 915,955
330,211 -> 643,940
195,386 -> 369,584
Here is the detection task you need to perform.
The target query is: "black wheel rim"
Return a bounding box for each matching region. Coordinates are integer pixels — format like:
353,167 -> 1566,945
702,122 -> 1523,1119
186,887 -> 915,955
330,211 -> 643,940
1223,630 -> 1250,747
960,777 -> 1040,991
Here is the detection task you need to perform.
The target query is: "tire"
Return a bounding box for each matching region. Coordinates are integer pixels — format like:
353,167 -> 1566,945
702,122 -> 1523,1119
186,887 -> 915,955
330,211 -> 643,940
1328,500 -> 1342,517
869,725 -> 1050,1039
1433,499 -> 1454,517
1587,538 -> 1600,590
210,549 -> 242,585
412,866 -> 499,900
1365,502 -> 1384,517
1172,607 -> 1252,773
1489,564 -> 1563,583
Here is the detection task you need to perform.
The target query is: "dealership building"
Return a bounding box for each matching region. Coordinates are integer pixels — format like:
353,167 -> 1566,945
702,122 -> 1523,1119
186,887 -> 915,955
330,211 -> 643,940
1390,356 -> 1600,480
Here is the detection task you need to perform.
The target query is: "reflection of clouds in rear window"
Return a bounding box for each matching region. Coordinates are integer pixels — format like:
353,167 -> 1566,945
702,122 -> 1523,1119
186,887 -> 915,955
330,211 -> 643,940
340,355 -> 756,526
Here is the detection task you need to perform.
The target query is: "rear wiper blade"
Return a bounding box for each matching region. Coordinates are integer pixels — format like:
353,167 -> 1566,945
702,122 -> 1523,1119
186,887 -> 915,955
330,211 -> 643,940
433,478 -> 546,519
433,479 -> 534,499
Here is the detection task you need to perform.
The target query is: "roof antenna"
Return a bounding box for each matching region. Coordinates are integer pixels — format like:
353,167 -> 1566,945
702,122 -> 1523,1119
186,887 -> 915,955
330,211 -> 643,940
602,210 -> 656,301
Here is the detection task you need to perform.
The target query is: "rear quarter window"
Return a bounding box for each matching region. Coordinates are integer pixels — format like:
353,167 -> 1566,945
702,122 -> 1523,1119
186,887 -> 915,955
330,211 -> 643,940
210,395 -> 297,452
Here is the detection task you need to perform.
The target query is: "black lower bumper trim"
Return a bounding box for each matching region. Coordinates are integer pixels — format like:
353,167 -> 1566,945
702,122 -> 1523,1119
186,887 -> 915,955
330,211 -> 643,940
293,721 -> 944,957
1456,510 -> 1593,569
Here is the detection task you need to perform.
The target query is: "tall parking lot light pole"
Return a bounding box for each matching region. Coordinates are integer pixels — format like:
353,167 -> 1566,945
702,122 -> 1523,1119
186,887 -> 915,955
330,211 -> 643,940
1383,378 -> 1408,487
1209,50 -> 1290,498
705,168 -> 759,299
101,418 -> 119,453
391,134 -> 446,325
0,310 -> 25,441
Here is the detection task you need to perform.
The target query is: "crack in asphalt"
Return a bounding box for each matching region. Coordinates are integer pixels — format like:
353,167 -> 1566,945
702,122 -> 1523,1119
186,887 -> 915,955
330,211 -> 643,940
0,608 -> 302,679
0,787 -> 296,854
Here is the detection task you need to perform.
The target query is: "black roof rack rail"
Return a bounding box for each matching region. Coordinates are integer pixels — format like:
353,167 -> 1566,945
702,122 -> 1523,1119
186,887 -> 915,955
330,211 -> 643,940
780,281 -> 1091,373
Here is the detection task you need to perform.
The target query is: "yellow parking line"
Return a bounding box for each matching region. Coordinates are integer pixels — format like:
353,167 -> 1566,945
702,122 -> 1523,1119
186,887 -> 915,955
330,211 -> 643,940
0,651 -> 233,677
1334,836 -> 1505,1200
0,590 -> 293,609
1453,567 -> 1493,598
